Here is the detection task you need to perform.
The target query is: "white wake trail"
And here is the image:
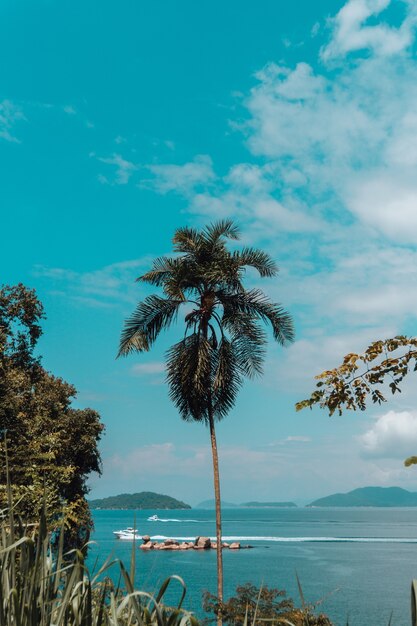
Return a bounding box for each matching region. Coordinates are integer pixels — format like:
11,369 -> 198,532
150,535 -> 417,544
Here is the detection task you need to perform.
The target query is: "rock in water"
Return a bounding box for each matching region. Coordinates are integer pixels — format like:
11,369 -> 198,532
195,536 -> 211,549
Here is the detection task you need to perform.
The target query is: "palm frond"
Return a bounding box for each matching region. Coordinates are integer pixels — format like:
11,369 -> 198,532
118,296 -> 182,356
218,289 -> 295,346
203,220 -> 240,244
118,328 -> 149,355
137,256 -> 178,287
120,221 -> 294,425
212,338 -> 242,419
172,227 -> 202,253
233,248 -> 278,277
161,259 -> 201,300
222,311 -> 266,377
199,254 -> 243,292
234,333 -> 265,378
166,334 -> 212,421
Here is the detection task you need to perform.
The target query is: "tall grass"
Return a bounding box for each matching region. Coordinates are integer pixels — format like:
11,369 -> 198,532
0,477 -> 197,626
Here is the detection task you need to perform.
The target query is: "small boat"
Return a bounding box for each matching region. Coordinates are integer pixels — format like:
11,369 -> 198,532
117,531 -> 142,540
113,527 -> 141,540
147,515 -> 160,521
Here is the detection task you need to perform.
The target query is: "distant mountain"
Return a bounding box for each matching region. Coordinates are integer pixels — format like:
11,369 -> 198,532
241,501 -> 297,508
89,492 -> 191,510
197,499 -> 238,509
197,499 -> 297,508
308,487 -> 417,508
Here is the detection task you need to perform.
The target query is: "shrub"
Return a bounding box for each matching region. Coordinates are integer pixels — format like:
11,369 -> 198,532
203,583 -> 334,626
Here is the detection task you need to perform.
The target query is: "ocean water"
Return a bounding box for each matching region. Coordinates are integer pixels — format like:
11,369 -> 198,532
88,507 -> 417,626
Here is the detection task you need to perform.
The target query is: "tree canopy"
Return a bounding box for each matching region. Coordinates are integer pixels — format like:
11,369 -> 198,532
0,284 -> 104,545
119,220 -> 294,423
296,335 -> 417,465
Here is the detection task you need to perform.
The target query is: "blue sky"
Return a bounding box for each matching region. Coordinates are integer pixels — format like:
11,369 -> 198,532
2,0 -> 417,505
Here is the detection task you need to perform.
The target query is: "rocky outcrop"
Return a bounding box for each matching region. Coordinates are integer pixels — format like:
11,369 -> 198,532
140,535 -> 252,551
195,536 -> 211,549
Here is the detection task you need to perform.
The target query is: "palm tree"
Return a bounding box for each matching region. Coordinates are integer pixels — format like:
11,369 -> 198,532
118,220 -> 294,619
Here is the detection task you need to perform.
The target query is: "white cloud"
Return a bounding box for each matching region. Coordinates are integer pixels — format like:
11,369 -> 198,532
359,410 -> 417,458
109,443 -> 195,475
276,243 -> 417,328
34,258 -> 151,307
164,140 -> 175,150
0,100 -> 25,143
243,19 -> 417,245
95,153 -> 137,185
141,155 -> 215,196
347,173 -> 417,242
285,435 -> 311,443
265,436 -> 312,446
94,436 -> 417,504
270,325 -> 396,393
63,105 -> 76,115
131,362 -> 166,375
321,0 -> 417,60
104,441 -> 299,499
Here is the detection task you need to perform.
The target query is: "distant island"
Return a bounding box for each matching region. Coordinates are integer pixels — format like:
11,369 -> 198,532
308,486 -> 417,508
197,499 -> 238,508
242,501 -> 297,508
197,499 -> 297,509
89,492 -> 191,510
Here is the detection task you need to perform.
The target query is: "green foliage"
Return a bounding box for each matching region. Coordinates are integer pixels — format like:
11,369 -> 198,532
296,335 -> 417,420
89,491 -> 191,510
0,496 -> 197,626
0,284 -> 104,546
119,220 -> 294,423
202,583 -> 334,626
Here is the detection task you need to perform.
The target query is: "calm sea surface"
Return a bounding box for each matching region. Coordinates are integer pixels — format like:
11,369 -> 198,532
88,508 -> 417,626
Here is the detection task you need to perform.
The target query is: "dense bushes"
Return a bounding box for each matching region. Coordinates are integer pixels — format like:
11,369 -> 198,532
0,284 -> 104,547
203,583 -> 333,626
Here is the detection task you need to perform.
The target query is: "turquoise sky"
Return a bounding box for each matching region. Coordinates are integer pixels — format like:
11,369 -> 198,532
2,0 -> 417,505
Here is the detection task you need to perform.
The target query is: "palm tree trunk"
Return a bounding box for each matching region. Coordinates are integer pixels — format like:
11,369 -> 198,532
208,406 -> 223,626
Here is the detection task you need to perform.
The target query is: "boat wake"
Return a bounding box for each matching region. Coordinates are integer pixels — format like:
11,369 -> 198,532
150,535 -> 417,544
148,518 -> 201,523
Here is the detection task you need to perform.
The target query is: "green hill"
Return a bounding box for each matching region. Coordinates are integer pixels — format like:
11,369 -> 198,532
89,492 -> 191,510
197,499 -> 297,508
197,499 -> 238,508
308,486 -> 417,507
241,501 -> 297,508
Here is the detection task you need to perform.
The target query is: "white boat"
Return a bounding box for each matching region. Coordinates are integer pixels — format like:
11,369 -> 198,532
113,527 -> 142,540
147,514 -> 160,521
117,531 -> 142,540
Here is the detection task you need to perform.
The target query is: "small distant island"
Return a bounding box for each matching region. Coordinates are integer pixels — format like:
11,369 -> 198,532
242,501 -> 297,508
89,492 -> 191,510
197,499 -> 297,509
197,499 -> 238,509
308,486 -> 417,508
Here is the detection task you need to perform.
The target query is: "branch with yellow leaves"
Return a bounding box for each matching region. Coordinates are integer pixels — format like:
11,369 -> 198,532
295,336 -> 417,466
